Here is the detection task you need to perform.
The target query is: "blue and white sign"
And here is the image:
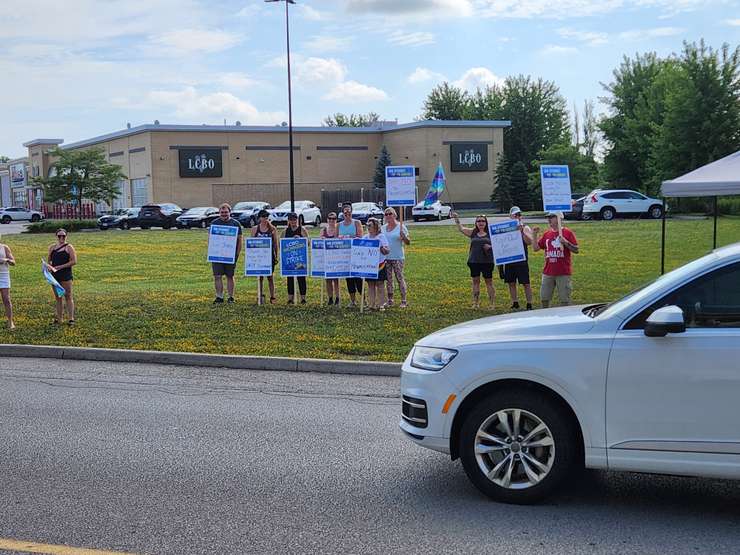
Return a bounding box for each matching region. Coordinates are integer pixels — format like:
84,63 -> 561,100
42,259 -> 65,298
207,224 -> 239,264
540,165 -> 572,212
324,239 -> 352,278
489,220 -> 526,265
350,238 -> 381,280
385,165 -> 416,207
280,237 -> 309,277
245,237 -> 273,276
311,239 -> 325,279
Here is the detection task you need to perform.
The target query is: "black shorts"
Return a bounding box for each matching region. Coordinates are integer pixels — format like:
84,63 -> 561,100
502,261 -> 531,285
367,266 -> 387,283
212,262 -> 236,277
467,262 -> 494,279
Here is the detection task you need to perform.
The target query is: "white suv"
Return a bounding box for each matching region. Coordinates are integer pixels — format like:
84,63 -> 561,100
269,200 -> 322,226
0,206 -> 44,224
582,189 -> 664,220
401,242 -> 740,504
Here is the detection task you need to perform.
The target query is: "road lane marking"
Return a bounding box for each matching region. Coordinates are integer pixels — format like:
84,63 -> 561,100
0,538 -> 137,555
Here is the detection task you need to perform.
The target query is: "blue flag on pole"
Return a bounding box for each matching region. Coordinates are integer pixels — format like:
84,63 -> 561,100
423,163 -> 446,207
42,259 -> 66,297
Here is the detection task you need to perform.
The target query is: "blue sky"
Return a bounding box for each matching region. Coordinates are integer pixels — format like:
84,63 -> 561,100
2,0 -> 739,158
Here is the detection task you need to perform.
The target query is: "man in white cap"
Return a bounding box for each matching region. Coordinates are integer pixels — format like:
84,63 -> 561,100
501,206 -> 534,310
532,211 -> 579,307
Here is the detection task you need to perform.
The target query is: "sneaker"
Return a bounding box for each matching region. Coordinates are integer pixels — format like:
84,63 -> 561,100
300,299 -> 306,305
334,298 -> 340,306
213,297 -> 224,304
328,298 -> 334,306
400,301 -> 408,309
387,299 -> 394,307
526,303 -> 533,311
227,297 -> 235,304
510,302 -> 520,310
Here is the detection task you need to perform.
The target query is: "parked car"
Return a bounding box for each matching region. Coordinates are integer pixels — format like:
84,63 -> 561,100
138,203 -> 183,229
0,206 -> 44,224
97,208 -> 140,230
564,196 -> 590,221
582,189 -> 664,221
351,202 -> 384,224
412,201 -> 452,221
176,207 -> 219,229
232,201 -> 271,228
401,241 -> 740,504
270,200 -> 322,226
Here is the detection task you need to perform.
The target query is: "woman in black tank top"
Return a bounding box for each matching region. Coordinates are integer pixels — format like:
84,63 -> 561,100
47,228 -> 77,324
251,210 -> 278,304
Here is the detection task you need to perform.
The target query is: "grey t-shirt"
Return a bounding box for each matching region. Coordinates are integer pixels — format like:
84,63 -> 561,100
212,217 -> 243,235
468,233 -> 493,264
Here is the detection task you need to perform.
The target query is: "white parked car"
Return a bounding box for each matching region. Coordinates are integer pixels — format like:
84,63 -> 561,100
270,200 -> 322,226
412,201 -> 452,221
0,206 -> 44,224
401,242 -> 740,504
582,189 -> 664,220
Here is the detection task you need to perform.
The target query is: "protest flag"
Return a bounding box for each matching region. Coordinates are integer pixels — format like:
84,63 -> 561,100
42,259 -> 66,297
423,163 -> 447,207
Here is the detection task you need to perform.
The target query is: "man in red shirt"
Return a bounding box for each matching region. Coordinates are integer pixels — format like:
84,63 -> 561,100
532,211 -> 579,307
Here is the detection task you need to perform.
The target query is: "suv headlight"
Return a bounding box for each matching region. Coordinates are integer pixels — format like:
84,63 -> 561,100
411,346 -> 458,371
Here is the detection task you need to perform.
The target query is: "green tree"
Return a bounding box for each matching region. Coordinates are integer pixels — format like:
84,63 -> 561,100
323,112 -> 381,127
33,147 -> 127,218
0,156 -> 9,163
529,144 -> 602,209
421,82 -> 470,120
508,161 -> 532,211
373,145 -> 392,188
491,155 -> 512,210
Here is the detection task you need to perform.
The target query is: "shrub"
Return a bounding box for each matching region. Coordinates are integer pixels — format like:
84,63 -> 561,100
24,219 -> 99,234
719,198 -> 740,216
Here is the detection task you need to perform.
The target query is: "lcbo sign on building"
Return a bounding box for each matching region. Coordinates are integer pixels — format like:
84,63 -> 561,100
178,148 -> 223,178
450,143 -> 488,172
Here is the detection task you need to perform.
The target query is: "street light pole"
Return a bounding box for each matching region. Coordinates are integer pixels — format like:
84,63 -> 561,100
265,0 -> 296,212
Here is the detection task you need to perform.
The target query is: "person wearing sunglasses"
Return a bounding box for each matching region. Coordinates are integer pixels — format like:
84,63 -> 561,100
381,206 -> 410,308
452,212 -> 496,309
283,212 -> 309,305
47,228 -> 77,324
320,211 -> 340,306
0,235 -> 16,330
251,209 -> 278,304
338,202 -> 364,307
363,218 -> 390,310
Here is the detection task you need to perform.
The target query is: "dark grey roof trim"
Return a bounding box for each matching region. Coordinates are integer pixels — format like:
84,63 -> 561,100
22,139 -> 63,147
316,146 -> 369,151
109,151 -> 124,157
245,146 -> 300,151
128,147 -> 146,154
169,145 -> 229,150
58,120 -> 511,150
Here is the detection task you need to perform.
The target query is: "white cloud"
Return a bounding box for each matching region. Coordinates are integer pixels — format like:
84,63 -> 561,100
151,29 -> 242,54
557,28 -> 609,46
618,26 -> 684,40
303,35 -> 353,53
407,67 -> 447,84
269,56 -> 348,85
453,67 -> 504,91
540,44 -> 580,55
217,73 -> 259,90
323,81 -> 389,102
235,3 -> 262,18
346,0 -> 473,16
298,5 -> 332,21
387,31 -> 436,47
726,18 -> 740,26
474,0 -> 709,19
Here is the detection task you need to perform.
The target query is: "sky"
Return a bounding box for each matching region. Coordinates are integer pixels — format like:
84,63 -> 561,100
2,0 -> 739,159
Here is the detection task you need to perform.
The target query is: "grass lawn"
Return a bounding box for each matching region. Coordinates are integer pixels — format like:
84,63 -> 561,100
1,218 -> 738,362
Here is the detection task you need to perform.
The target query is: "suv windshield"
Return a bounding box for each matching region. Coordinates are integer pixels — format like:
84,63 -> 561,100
184,207 -> 209,215
234,202 -> 258,210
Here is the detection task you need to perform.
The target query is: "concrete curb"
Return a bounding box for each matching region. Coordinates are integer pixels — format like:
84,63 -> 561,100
0,344 -> 402,377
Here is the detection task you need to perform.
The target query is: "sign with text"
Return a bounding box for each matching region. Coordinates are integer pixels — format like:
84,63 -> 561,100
324,239 -> 352,278
311,239 -> 326,278
10,162 -> 26,188
350,238 -> 380,280
280,237 -> 309,277
385,165 -> 416,207
540,165 -> 572,212
207,224 -> 239,264
178,148 -> 223,178
489,220 -> 526,265
244,237 -> 273,276
450,143 -> 488,172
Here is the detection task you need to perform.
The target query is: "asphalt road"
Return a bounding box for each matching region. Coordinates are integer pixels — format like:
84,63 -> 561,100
1,358 -> 739,555
0,222 -> 29,235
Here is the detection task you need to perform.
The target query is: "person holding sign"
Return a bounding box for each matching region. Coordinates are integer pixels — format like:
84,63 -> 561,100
532,211 -> 579,307
452,212 -> 496,310
251,209 -> 278,304
47,228 -> 77,324
283,212 -> 309,305
382,207 -> 410,308
362,218 -> 390,311
502,206 -> 534,311
210,204 -> 243,304
320,211 -> 341,306
0,236 -> 16,330
338,202 -> 364,307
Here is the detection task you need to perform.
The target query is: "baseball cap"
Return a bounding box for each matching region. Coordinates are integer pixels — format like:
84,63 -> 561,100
509,206 -> 522,215
287,212 -> 298,219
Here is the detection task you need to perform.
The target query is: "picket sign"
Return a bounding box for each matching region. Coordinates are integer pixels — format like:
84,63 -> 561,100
280,238 -> 309,278
488,220 -> 527,265
207,224 -> 239,264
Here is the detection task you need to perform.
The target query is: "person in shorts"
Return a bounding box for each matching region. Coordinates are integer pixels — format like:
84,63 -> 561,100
501,206 -> 534,311
532,211 -> 579,307
0,236 -> 16,330
211,203 -> 243,304
452,212 -> 496,309
363,218 -> 390,310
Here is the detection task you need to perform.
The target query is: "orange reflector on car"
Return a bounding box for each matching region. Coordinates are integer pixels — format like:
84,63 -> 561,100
442,394 -> 457,414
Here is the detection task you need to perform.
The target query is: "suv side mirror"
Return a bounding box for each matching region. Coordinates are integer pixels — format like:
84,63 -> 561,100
644,305 -> 686,337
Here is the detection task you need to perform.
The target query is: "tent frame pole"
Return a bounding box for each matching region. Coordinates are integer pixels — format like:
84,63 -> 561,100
661,197 -> 666,275
713,196 -> 718,250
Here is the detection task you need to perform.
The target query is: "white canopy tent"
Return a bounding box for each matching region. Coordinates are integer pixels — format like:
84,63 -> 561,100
660,150 -> 740,273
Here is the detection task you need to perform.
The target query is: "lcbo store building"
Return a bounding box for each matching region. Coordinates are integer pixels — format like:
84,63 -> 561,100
16,119 -> 510,212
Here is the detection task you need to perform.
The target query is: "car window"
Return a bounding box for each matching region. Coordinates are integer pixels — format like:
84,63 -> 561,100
625,262 -> 740,329
627,192 -> 646,200
602,192 -> 625,199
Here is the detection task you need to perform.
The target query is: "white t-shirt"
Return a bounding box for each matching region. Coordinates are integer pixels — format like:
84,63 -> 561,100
362,232 -> 390,265
381,223 -> 409,260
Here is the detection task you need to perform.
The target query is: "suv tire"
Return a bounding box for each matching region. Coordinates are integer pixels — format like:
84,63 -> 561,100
600,207 -> 615,221
648,205 -> 663,219
1,216 -> 11,224
459,389 -> 579,505
314,215 -> 322,227
31,214 -> 41,222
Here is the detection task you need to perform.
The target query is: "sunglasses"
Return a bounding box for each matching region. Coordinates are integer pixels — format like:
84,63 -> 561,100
384,212 -> 394,216
57,234 -> 67,238
476,220 -> 486,224
328,216 -> 337,220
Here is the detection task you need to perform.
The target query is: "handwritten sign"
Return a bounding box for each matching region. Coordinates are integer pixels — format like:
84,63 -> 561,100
350,238 -> 380,279
245,237 -> 273,276
489,220 -> 527,265
280,237 -> 309,277
540,165 -> 572,212
324,239 -> 352,278
385,165 -> 416,207
311,239 -> 326,278
207,224 -> 239,264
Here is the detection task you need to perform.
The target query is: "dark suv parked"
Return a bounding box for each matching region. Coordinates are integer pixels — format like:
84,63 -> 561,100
138,203 -> 183,229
